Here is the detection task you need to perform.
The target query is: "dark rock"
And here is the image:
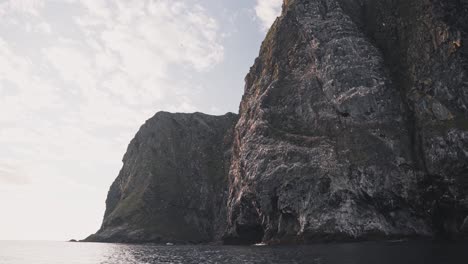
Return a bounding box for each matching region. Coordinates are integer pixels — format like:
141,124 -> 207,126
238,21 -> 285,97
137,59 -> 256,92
85,112 -> 238,243
224,0 -> 468,244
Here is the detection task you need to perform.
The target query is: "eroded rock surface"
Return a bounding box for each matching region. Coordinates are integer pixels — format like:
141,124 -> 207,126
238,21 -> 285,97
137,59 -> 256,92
85,112 -> 237,243
224,0 -> 468,244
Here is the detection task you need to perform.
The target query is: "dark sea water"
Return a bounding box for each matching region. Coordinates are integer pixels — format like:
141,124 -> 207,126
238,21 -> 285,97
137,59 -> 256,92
0,240 -> 467,264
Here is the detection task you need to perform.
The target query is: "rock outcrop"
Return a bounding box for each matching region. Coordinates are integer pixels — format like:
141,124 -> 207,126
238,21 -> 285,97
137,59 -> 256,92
224,0 -> 468,244
88,0 -> 468,244
85,112 -> 237,243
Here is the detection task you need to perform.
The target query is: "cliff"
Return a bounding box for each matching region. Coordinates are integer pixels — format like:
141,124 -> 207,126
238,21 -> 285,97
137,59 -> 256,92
224,0 -> 468,243
85,112 -> 237,243
87,0 -> 468,244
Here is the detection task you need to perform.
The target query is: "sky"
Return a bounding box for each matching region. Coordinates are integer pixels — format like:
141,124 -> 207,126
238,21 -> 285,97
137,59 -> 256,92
0,0 -> 282,241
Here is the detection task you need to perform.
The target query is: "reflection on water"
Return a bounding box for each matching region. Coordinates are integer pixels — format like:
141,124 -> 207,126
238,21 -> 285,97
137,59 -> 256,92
0,240 -> 467,264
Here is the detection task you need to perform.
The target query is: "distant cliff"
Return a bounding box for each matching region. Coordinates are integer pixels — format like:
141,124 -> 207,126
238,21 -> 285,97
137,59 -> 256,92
87,0 -> 468,244
85,112 -> 237,243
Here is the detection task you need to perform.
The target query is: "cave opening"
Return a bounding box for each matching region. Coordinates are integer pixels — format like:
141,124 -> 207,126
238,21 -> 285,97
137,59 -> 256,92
236,224 -> 265,245
432,202 -> 462,240
224,224 -> 265,245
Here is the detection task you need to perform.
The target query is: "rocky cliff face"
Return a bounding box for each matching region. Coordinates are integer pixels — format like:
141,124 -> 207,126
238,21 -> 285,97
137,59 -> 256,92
88,0 -> 468,244
86,112 -> 237,243
224,0 -> 468,244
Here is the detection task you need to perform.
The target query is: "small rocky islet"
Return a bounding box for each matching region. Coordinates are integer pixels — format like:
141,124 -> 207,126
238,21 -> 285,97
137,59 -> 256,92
85,0 -> 468,245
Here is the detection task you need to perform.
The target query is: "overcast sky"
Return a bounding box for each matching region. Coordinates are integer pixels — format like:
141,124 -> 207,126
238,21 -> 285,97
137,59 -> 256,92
0,0 -> 282,241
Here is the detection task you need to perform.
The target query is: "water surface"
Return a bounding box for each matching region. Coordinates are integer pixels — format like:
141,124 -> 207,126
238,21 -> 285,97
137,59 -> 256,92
0,240 -> 467,264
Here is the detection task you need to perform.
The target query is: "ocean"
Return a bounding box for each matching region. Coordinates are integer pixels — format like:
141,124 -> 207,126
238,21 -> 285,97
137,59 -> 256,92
0,240 -> 467,264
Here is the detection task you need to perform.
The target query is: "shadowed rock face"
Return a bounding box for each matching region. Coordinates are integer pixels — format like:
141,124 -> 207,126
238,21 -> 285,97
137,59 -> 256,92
353,0 -> 468,239
224,0 -> 468,244
85,112 -> 238,243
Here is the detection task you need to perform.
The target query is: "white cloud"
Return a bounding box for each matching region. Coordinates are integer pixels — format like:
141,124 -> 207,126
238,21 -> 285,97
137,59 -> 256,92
0,0 -> 44,16
0,39 -> 63,123
44,46 -> 96,89
0,161 -> 30,185
255,0 -> 283,31
35,22 -> 52,34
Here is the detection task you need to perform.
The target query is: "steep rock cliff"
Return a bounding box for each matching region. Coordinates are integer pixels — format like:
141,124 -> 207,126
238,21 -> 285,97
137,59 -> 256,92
224,0 -> 468,244
87,0 -> 468,245
86,112 -> 237,243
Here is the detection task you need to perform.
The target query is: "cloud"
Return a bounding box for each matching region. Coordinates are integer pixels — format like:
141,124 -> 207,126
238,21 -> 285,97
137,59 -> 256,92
0,0 -> 44,16
255,0 -> 283,31
0,39 -> 64,124
0,0 -> 225,127
44,46 -> 96,89
0,161 -> 30,185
